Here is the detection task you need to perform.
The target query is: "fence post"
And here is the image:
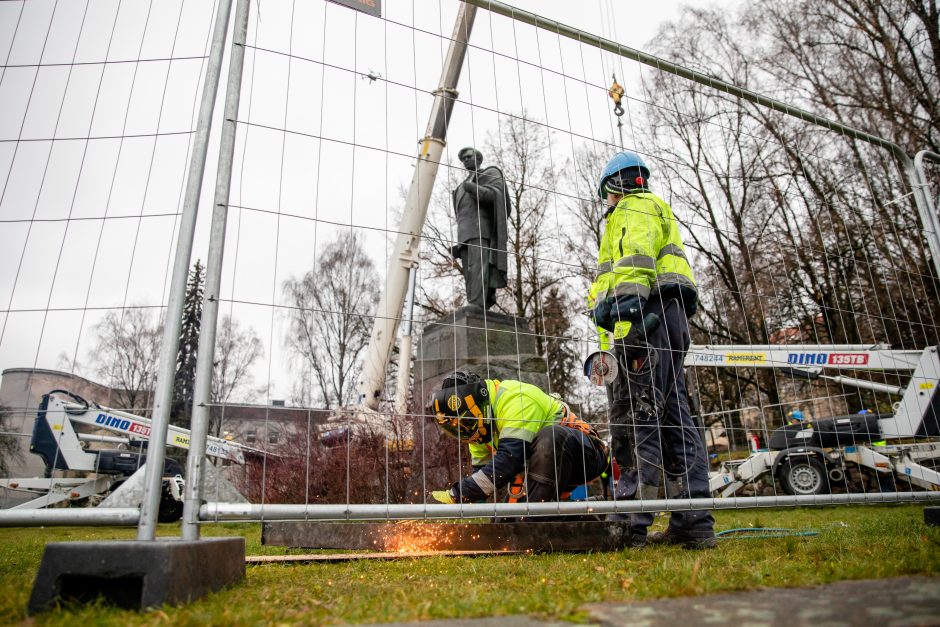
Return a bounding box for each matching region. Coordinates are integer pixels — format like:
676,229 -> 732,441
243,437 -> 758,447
181,0 -> 251,541
914,150 -> 940,241
136,0 -> 237,541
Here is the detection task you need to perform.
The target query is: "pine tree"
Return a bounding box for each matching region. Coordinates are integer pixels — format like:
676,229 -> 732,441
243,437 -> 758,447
172,260 -> 205,428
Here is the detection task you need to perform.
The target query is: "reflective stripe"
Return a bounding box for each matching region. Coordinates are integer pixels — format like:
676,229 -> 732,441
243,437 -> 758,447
657,243 -> 687,261
615,255 -> 656,270
471,452 -> 492,465
654,272 -> 696,290
599,255 -> 656,273
470,469 -> 496,496
499,426 -> 538,442
608,282 -> 651,299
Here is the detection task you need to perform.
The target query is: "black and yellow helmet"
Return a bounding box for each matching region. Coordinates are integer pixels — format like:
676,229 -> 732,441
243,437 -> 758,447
429,370 -> 492,444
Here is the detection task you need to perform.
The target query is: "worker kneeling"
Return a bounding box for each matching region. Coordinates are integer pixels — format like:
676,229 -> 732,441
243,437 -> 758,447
428,370 -> 608,506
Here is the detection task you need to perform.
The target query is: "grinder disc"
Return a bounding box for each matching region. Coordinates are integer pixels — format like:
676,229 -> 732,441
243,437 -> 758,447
583,350 -> 619,386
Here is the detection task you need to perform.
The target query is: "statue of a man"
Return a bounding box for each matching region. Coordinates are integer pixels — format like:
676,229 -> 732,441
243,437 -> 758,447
451,147 -> 511,311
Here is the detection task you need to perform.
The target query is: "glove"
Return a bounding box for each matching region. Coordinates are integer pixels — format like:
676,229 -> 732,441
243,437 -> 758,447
614,319 -> 639,342
591,297 -> 614,332
610,295 -> 645,324
431,490 -> 455,504
615,314 -> 658,359
450,244 -> 463,259
678,285 -> 698,317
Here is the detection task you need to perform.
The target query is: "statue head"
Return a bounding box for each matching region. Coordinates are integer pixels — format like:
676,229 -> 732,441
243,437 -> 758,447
458,147 -> 483,172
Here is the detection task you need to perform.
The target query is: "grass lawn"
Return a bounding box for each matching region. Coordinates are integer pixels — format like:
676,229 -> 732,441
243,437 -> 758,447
1,504 -> 938,625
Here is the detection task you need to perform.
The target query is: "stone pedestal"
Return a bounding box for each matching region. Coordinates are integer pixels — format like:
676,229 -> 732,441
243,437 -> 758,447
414,306 -> 547,411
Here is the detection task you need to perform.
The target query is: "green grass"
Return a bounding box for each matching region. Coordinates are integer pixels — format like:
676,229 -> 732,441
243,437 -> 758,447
1,505 -> 938,625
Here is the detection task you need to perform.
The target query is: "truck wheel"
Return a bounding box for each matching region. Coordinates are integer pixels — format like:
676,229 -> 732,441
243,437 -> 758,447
158,483 -> 184,523
158,494 -> 183,523
779,456 -> 828,496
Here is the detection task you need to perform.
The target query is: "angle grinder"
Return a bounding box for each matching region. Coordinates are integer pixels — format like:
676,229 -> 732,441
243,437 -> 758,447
583,313 -> 661,386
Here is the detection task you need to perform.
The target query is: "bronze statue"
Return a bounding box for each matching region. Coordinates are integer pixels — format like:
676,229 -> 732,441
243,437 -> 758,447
451,147 -> 511,310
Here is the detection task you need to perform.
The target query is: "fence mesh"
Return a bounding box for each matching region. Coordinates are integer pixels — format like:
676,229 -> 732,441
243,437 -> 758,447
1,0 -> 938,524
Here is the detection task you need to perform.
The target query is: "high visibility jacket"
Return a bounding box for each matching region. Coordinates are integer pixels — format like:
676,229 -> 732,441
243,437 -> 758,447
589,191 -> 696,341
467,379 -> 564,466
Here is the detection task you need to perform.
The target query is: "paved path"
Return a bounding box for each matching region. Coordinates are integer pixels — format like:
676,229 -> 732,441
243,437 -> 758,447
377,576 -> 940,626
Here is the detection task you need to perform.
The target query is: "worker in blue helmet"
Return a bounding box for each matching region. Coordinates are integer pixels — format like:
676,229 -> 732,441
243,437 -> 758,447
589,150 -> 716,549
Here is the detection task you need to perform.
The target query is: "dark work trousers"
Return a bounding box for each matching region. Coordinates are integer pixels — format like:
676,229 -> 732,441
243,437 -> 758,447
459,238 -> 496,309
524,425 -> 608,502
606,296 -> 714,536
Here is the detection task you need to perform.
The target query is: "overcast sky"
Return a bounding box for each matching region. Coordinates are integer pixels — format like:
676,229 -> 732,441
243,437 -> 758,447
0,0 -> 723,405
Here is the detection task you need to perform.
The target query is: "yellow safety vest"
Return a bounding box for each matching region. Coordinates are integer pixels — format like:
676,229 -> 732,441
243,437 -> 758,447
467,380 -> 564,466
588,191 -> 696,340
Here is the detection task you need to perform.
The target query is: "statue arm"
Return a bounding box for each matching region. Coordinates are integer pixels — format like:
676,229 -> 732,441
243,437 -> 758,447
462,178 -> 496,203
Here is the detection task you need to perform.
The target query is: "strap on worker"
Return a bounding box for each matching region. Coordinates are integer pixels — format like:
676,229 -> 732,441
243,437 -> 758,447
506,472 -> 571,503
558,404 -> 601,440
507,473 -> 526,503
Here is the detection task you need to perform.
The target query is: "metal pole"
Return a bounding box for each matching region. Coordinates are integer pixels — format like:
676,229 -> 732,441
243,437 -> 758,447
905,157 -> 940,284
357,3 -> 477,409
200,490 -> 940,521
914,150 -> 940,248
136,0 -> 237,541
0,508 -> 140,528
461,0 -> 940,286
181,0 -> 250,542
395,268 -> 417,414
913,151 -> 940,282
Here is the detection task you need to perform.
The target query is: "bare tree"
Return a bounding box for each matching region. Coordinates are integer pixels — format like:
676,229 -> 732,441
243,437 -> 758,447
89,308 -> 162,413
752,0 -> 940,348
633,1 -> 940,433
563,145 -> 609,280
212,315 -> 264,405
283,231 -> 379,409
209,315 -> 264,437
486,115 -> 570,321
415,184 -> 467,320
757,0 -> 939,154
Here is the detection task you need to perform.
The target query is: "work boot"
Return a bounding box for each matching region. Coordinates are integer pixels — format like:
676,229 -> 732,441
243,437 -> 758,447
647,527 -> 717,550
626,531 -> 647,548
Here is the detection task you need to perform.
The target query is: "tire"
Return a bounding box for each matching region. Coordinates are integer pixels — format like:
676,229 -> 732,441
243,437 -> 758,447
157,482 -> 184,523
778,456 -> 828,496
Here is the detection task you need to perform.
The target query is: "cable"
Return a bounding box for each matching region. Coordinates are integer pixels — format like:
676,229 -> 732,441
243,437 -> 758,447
716,527 -> 820,539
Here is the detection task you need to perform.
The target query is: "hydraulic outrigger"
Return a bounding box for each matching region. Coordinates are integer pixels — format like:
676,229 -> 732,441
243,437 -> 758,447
0,391 -> 253,521
685,345 -> 940,496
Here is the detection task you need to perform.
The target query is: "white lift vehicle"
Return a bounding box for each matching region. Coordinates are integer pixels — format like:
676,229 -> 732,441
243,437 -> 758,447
0,390 -> 251,521
687,345 -> 940,497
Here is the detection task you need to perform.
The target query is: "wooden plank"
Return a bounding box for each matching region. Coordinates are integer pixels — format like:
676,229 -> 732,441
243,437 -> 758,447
246,549 -> 520,564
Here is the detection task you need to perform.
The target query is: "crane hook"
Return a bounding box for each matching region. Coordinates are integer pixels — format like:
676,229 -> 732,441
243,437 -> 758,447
608,74 -> 625,117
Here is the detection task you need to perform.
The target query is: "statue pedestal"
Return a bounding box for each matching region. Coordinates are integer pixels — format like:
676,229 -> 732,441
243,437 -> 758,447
414,306 -> 548,412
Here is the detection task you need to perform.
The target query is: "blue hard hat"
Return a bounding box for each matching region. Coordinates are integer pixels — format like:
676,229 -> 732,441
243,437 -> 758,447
597,151 -> 651,199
